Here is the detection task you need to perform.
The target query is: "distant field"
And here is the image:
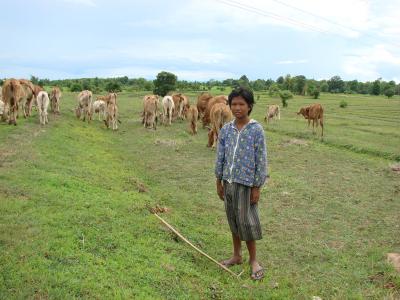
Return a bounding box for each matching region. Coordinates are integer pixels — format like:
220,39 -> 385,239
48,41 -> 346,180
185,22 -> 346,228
0,91 -> 399,299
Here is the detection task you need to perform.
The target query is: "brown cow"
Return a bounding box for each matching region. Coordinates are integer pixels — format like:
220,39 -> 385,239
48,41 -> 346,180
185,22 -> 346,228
50,87 -> 62,114
143,94 -> 159,130
186,105 -> 198,135
1,79 -> 25,125
202,95 -> 228,128
196,92 -> 213,120
19,79 -> 35,118
207,103 -> 233,148
264,104 -> 280,123
297,103 -> 324,136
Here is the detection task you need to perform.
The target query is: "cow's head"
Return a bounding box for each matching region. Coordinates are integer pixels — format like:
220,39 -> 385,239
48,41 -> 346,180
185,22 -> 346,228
297,107 -> 309,118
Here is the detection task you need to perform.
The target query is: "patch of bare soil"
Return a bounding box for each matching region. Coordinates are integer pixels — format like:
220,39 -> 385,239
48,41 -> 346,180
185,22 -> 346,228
388,253 -> 400,272
390,164 -> 400,173
154,139 -> 183,147
280,138 -> 308,147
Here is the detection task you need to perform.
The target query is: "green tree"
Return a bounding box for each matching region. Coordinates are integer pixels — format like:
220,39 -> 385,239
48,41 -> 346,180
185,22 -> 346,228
327,76 -> 345,93
268,83 -> 280,97
293,75 -> 307,95
30,75 -> 39,85
320,80 -> 329,92
251,79 -> 266,91
384,88 -> 395,98
279,90 -> 293,107
276,76 -> 284,85
283,74 -> 293,91
238,75 -> 250,89
370,79 -> 381,95
153,71 -> 177,96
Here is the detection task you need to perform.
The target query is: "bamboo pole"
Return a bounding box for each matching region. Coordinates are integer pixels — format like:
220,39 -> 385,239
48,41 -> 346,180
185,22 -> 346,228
153,213 -> 242,278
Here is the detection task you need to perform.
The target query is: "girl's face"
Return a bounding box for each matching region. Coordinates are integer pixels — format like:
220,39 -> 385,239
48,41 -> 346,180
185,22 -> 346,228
230,96 -> 250,119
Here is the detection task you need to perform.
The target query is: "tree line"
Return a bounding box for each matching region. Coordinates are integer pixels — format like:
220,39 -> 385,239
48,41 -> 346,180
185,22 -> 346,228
1,72 -> 399,98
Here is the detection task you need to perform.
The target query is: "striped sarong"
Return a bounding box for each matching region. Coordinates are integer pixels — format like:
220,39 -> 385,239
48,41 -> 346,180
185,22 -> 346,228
223,181 -> 262,241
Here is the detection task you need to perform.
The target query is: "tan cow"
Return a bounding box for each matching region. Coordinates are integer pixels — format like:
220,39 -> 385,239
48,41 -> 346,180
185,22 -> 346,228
76,90 -> 93,123
36,91 -> 50,125
143,95 -> 159,130
186,105 -> 198,135
0,99 -> 4,117
297,103 -> 324,136
104,93 -> 118,130
170,93 -> 185,120
50,87 -> 62,114
264,104 -> 280,123
196,92 -> 213,121
1,79 -> 25,125
207,103 -> 233,148
19,79 -> 35,118
181,94 -> 190,116
202,95 -> 228,128
174,93 -> 190,119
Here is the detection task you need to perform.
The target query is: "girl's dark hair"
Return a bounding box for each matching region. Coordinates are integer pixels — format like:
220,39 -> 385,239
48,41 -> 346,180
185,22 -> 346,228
228,87 -> 255,115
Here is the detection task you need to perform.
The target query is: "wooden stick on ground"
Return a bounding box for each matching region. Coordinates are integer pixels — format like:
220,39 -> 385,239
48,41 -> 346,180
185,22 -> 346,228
153,213 -> 242,278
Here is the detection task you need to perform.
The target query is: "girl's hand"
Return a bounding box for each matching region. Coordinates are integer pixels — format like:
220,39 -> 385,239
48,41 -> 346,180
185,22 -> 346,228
250,187 -> 260,204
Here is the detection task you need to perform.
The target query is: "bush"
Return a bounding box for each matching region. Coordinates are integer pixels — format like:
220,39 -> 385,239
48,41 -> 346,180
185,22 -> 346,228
339,100 -> 348,108
70,83 -> 82,92
279,90 -> 293,107
105,81 -> 122,92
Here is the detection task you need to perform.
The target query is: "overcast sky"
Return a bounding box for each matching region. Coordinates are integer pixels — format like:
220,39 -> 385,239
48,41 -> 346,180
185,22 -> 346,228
1,0 -> 399,82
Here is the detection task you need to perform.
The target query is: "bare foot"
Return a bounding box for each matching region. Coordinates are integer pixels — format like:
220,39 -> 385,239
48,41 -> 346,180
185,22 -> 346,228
220,256 -> 243,267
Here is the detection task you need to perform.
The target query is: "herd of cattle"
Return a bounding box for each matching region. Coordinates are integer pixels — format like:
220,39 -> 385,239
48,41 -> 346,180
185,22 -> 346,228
0,78 -> 325,147
142,91 -> 324,147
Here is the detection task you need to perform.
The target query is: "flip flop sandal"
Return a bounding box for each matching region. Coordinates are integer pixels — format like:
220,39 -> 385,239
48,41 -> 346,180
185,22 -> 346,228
251,268 -> 265,281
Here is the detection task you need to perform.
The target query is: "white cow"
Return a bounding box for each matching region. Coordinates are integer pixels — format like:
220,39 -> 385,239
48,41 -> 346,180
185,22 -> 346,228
92,100 -> 106,121
36,91 -> 50,125
162,95 -> 175,126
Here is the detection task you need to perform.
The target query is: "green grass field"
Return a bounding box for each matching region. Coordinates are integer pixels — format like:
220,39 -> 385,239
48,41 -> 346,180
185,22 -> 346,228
0,91 -> 399,299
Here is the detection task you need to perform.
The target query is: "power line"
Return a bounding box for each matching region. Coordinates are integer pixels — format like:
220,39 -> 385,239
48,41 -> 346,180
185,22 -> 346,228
215,0 -> 400,49
214,0 -> 330,34
270,0 -> 359,34
269,0 -> 400,48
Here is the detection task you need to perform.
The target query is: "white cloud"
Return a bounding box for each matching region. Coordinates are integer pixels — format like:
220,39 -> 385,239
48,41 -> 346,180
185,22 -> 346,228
62,0 -> 96,7
342,44 -> 400,80
276,59 -> 308,65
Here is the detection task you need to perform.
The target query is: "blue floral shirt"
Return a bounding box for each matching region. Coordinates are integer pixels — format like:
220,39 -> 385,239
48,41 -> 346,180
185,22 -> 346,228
215,119 -> 268,187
